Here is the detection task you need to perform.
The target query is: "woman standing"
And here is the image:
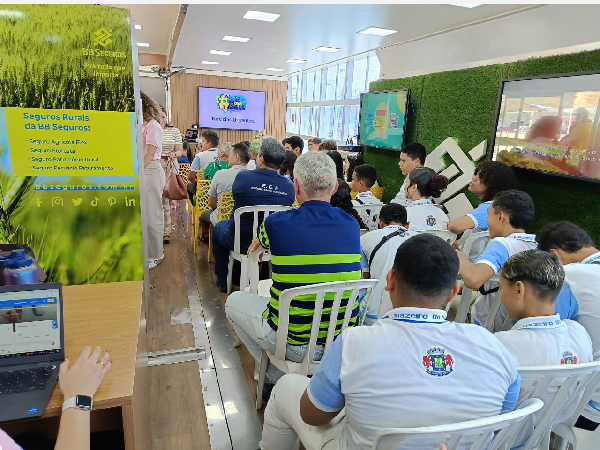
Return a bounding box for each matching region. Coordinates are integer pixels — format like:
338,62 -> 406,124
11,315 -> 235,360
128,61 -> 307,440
141,91 -> 165,269
159,107 -> 184,243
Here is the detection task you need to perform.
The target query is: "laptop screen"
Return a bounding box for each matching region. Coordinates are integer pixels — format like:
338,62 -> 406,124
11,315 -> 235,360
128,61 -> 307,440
0,288 -> 61,359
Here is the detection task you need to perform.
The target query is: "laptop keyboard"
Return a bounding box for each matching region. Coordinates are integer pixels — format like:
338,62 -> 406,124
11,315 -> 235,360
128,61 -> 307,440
0,366 -> 55,395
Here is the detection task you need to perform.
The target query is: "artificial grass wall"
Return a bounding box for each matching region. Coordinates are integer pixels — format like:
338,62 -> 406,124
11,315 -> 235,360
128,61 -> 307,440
365,49 -> 600,242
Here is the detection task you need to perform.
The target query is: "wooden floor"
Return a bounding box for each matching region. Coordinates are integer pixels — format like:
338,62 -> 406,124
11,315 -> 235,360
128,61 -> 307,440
145,204 -> 263,450
146,208 -> 211,450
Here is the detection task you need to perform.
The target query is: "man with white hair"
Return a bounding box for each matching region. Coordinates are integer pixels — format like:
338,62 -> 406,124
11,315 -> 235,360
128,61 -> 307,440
225,151 -> 362,382
212,138 -> 295,291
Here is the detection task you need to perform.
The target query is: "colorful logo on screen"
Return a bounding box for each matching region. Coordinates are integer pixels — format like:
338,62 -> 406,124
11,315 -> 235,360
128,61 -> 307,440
216,94 -> 247,114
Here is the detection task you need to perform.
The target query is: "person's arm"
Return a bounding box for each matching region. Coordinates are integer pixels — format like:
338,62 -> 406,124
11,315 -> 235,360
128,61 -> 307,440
448,215 -> 475,234
144,144 -> 155,169
457,250 -> 495,290
208,196 -> 217,210
300,336 -> 344,426
173,129 -> 184,157
54,346 -> 112,450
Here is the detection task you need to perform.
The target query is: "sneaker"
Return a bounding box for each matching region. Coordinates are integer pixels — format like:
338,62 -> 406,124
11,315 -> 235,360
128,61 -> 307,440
215,280 -> 227,293
149,258 -> 163,269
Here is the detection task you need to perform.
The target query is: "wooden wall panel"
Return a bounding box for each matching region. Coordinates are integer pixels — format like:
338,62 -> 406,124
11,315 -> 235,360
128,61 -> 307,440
170,73 -> 287,145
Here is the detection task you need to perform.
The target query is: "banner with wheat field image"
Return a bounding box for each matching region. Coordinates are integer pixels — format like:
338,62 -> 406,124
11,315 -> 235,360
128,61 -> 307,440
0,4 -> 143,285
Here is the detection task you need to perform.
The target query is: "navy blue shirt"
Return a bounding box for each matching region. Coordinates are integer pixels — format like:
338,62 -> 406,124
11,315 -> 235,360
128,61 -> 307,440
231,168 -> 295,250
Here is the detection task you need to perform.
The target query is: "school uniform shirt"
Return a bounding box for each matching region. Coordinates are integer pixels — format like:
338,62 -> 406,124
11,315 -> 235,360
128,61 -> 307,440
558,251 -> 600,422
406,199 -> 449,232
466,201 -> 492,230
390,177 -> 410,207
359,226 -> 416,325
351,191 -> 381,207
471,233 -> 537,331
190,148 -> 219,172
307,307 -> 521,450
495,315 -> 593,446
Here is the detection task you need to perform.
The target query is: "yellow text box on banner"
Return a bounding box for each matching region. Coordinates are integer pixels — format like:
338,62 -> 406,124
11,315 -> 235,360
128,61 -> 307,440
6,107 -> 134,177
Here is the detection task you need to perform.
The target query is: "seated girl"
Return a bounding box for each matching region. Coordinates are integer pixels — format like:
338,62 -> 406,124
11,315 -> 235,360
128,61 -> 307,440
404,167 -> 449,231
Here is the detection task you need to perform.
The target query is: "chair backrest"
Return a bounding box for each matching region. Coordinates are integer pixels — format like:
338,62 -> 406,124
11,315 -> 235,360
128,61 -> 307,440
419,229 -> 457,245
354,203 -> 384,231
232,205 -> 291,254
218,192 -> 234,221
517,361 -> 600,450
461,230 -> 490,261
370,186 -> 386,201
195,180 -> 211,212
371,398 -> 544,450
273,279 -> 378,375
179,163 -> 191,185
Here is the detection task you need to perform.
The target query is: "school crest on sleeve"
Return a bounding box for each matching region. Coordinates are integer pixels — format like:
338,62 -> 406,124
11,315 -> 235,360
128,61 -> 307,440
422,347 -> 454,377
561,351 -> 578,365
426,216 -> 437,227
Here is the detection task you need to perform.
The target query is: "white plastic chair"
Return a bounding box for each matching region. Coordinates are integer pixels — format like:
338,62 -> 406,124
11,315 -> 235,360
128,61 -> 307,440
454,231 -> 490,324
227,205 -> 290,294
354,203 -> 384,231
255,279 -> 378,409
419,229 -> 457,245
551,355 -> 600,450
371,398 -> 544,450
460,230 -> 490,261
515,361 -> 600,450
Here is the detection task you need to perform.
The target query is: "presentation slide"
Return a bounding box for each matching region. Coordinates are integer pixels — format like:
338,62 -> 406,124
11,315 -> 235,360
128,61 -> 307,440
198,87 -> 266,131
359,90 -> 408,150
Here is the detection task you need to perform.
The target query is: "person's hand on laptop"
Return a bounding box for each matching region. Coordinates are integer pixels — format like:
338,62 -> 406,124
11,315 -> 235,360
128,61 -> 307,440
59,346 -> 112,399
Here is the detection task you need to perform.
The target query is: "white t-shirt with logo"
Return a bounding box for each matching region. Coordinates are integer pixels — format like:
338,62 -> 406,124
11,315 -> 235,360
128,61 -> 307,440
359,226 -> 416,324
560,251 -> 600,422
471,232 -> 537,331
352,191 -> 381,207
495,315 -> 593,445
307,307 -> 521,450
406,199 -> 449,232
390,177 -> 410,207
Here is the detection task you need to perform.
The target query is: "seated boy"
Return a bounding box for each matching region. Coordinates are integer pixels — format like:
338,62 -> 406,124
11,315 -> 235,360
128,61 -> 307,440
457,190 -> 537,331
538,221 -> 600,430
360,203 -> 415,325
495,249 -> 593,445
350,164 -> 381,206
260,234 -> 521,450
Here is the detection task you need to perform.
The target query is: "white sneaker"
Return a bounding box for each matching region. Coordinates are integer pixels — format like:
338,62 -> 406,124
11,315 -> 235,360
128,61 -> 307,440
149,258 -> 163,269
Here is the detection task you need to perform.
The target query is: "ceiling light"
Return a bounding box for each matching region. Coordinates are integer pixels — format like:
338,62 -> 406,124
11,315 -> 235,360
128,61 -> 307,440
243,10 -> 280,22
210,50 -> 231,56
223,35 -> 250,43
450,4 -> 482,8
314,46 -> 342,53
286,59 -> 308,64
137,42 -> 150,47
266,68 -> 284,72
135,24 -> 142,30
358,26 -> 398,36
201,61 -> 219,65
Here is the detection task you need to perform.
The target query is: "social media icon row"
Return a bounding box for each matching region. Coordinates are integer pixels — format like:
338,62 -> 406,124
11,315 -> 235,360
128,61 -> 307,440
36,196 -> 137,207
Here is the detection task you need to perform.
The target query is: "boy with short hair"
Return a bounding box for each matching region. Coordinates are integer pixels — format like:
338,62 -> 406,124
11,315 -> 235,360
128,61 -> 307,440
538,221 -> 600,430
457,190 -> 537,331
360,203 -> 415,325
350,164 -> 381,206
391,142 -> 426,207
495,249 -> 593,445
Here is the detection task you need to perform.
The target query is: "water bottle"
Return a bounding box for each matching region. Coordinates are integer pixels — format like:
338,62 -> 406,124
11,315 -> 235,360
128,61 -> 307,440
1,249 -> 39,285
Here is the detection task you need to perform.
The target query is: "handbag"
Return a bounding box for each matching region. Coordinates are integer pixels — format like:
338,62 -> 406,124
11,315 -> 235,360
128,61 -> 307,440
162,158 -> 188,200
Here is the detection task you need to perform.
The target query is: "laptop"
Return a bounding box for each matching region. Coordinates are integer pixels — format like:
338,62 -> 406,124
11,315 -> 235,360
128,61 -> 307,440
0,283 -> 64,422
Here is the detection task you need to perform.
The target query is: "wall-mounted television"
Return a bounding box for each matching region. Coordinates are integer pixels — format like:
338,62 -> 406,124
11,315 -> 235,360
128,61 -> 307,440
198,87 -> 266,131
491,72 -> 600,183
358,89 -> 410,151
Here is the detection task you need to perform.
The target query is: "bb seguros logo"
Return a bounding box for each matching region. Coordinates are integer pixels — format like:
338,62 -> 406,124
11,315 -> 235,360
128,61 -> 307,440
81,27 -> 127,58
